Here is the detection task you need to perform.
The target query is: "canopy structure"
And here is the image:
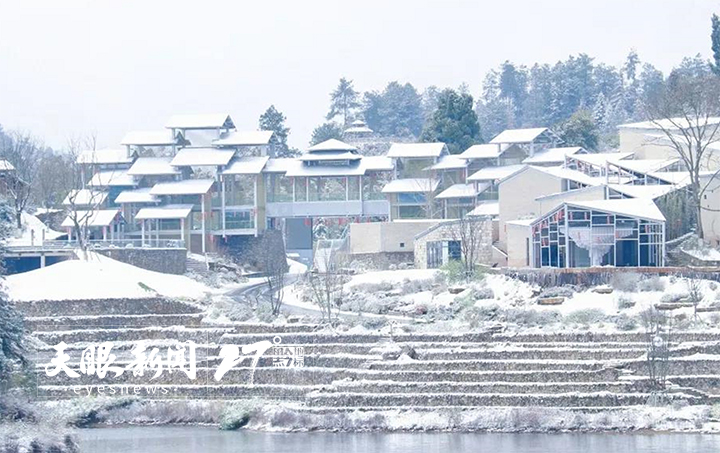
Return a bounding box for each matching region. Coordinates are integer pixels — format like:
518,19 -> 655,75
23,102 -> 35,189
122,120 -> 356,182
86,170 -> 136,188
150,179 -> 215,196
114,188 -> 160,204
467,164 -> 525,182
77,148 -> 134,165
382,178 -> 439,194
459,143 -> 506,160
61,209 -> 121,228
426,155 -> 468,171
222,156 -> 270,175
490,127 -> 560,145
135,204 -> 193,220
522,147 -> 584,165
387,143 -> 447,158
435,183 -> 481,199
62,189 -> 108,207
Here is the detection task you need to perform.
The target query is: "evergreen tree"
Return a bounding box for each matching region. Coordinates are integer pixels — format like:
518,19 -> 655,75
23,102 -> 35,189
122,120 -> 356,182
420,89 -> 482,154
259,105 -> 296,157
0,202 -> 25,388
310,122 -> 343,145
326,77 -> 360,127
361,81 -> 424,137
421,86 -> 441,124
712,14 -> 720,75
556,110 -> 599,151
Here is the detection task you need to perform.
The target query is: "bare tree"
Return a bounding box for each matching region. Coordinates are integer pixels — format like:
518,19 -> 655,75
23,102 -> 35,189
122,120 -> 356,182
448,216 -> 487,279
62,136 -> 107,256
640,307 -> 672,390
253,230 -> 289,316
35,150 -> 74,210
306,244 -> 347,323
0,131 -> 42,229
644,70 -> 720,239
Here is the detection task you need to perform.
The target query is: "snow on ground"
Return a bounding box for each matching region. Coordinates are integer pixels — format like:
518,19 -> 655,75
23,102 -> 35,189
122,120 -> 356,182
5,252 -> 211,301
6,212 -> 64,246
344,269 -> 439,292
287,257 -> 307,275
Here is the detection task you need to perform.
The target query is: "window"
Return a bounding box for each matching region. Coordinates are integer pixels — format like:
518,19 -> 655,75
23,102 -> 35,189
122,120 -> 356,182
399,242 -> 405,248
398,193 -> 426,204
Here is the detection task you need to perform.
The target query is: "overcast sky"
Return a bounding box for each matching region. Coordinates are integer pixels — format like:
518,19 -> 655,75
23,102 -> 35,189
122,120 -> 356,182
0,0 -> 717,150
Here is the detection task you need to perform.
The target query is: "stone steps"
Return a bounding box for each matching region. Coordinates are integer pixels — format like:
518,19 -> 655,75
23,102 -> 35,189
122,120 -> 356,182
416,348 -> 645,361
26,313 -> 205,330
37,384 -> 320,400
15,298 -> 204,317
368,359 -> 611,372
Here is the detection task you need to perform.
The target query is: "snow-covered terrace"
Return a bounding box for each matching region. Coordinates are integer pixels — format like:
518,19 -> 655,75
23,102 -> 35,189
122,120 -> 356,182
387,143 -> 447,159
382,178 -> 440,194
86,169 -> 136,187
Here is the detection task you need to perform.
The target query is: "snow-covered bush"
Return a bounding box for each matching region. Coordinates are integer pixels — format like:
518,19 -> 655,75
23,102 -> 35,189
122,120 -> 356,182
639,276 -> 665,292
504,308 -> 561,326
611,273 -> 640,292
564,309 -> 606,326
220,400 -> 261,430
614,313 -> 638,331
660,292 -> 689,303
539,286 -> 577,298
615,295 -> 636,310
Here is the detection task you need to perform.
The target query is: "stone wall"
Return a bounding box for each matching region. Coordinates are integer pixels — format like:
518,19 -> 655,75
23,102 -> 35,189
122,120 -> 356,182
349,251 -> 414,270
414,218 -> 493,269
96,248 -> 187,274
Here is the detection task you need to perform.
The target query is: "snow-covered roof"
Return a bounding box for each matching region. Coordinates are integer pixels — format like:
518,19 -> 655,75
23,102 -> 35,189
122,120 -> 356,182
467,164 -> 525,182
170,148 -> 235,167
127,157 -> 181,176
77,148 -> 133,165
114,188 -> 160,204
135,204 -> 194,220
607,183 -> 681,200
62,189 -> 108,206
565,199 -> 666,223
506,217 -> 536,227
490,127 -> 551,144
285,161 -> 365,177
426,155 -> 468,171
618,117 -> 720,130
165,114 -> 234,130
86,170 -> 136,187
212,130 -> 274,147
467,201 -> 499,217
307,139 -> 357,153
344,121 -> 373,134
608,158 -> 679,174
522,147 -> 584,164
0,160 -> 14,171
381,178 -> 439,194
534,166 -> 603,186
150,179 -> 215,196
61,209 -> 121,228
262,158 -> 296,173
222,156 -> 270,175
299,151 -> 361,162
387,143 -> 447,158
360,156 -> 394,172
459,143 -> 506,160
121,130 -> 179,146
568,151 -> 634,167
435,183 -> 481,199
647,171 -> 696,185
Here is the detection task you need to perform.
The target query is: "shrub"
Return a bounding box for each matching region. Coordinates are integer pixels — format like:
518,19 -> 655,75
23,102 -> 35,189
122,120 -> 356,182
660,292 -> 689,303
564,309 -> 606,326
610,273 -> 640,292
474,287 -> 495,300
615,295 -> 635,310
539,286 -> 578,298
220,400 -> 259,430
441,260 -> 466,284
638,276 -> 665,292
504,308 -> 561,327
614,314 -> 638,331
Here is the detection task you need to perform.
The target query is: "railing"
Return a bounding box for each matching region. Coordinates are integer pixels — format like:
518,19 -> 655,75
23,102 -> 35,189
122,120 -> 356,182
7,238 -> 186,252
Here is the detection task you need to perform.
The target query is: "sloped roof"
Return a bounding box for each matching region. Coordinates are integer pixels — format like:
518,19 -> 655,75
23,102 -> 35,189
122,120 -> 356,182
121,130 -> 179,146
426,155 -> 468,171
467,164 -> 525,182
381,178 -> 439,194
467,201 -> 499,217
222,156 -> 270,175
307,139 -> 357,153
61,209 -> 121,228
165,114 -> 234,130
607,184 -> 682,200
490,127 -> 550,144
262,158 -> 296,173
566,199 -> 666,222
127,157 -> 181,176
170,148 -> 235,167
608,158 -> 679,174
618,117 -> 720,130
86,170 -> 136,187
361,156 -> 394,172
135,204 -> 194,220
534,166 -> 603,186
62,189 -> 108,206
435,183 -> 482,199
569,151 -> 634,167
387,143 -> 446,158
299,151 -> 361,162
150,179 -> 215,196
459,143 -> 506,160
285,161 -> 364,177
0,160 -> 14,171
522,147 -> 584,164
213,130 -> 274,147
77,148 -> 133,165
114,188 -> 160,204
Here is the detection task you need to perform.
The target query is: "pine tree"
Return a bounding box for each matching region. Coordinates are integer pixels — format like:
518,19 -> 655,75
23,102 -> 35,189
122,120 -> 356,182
259,105 -> 295,157
420,89 -> 482,154
361,82 -> 424,138
557,110 -> 599,151
0,202 -> 25,388
310,122 -> 343,145
326,77 -> 360,127
712,14 -> 720,75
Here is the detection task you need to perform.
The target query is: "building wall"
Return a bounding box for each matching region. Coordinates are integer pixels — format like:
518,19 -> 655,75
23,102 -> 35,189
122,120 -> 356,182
413,219 -> 493,269
537,185 -> 607,216
506,222 -> 531,268
349,220 -> 443,255
701,176 -> 720,246
618,128 -> 678,161
498,167 -> 562,250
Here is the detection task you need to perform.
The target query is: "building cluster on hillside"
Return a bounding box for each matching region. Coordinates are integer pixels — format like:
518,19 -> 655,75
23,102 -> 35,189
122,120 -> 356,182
63,114 -> 720,270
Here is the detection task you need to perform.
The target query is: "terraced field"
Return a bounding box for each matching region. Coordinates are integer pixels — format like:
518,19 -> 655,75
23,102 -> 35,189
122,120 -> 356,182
20,297 -> 720,412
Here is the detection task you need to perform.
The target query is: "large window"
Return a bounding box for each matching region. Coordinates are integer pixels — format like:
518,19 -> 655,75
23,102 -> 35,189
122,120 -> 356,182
266,174 -> 293,202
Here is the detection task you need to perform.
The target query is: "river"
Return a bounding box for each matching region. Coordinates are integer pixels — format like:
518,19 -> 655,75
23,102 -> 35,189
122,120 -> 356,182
78,426 -> 720,452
